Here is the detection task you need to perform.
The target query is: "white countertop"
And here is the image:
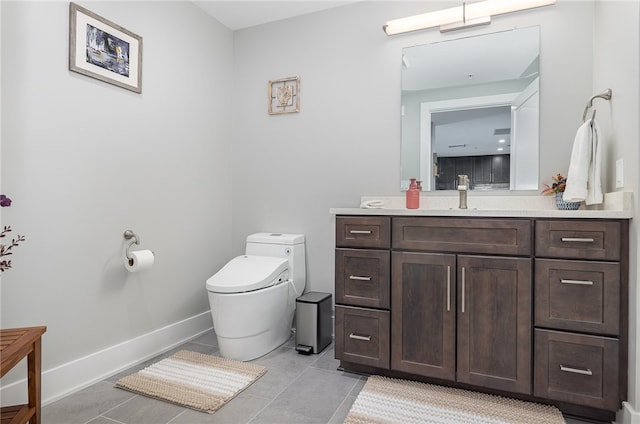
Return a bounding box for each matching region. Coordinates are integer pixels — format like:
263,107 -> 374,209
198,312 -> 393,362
330,192 -> 633,219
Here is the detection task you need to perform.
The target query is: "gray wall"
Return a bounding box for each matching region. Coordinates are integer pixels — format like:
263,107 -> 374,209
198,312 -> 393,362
592,1 -> 640,413
231,0 -> 596,295
1,0 -> 639,417
231,0 -> 639,417
1,0 -> 233,369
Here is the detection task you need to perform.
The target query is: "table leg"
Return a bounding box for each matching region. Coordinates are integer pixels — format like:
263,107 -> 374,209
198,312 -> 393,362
27,338 -> 42,424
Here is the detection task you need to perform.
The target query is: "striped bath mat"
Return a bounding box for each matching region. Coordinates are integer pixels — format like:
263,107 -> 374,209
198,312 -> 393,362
115,350 -> 266,413
344,375 -> 565,424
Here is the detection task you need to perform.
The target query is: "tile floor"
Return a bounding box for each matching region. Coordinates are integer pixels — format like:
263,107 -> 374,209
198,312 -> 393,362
42,330 -> 606,424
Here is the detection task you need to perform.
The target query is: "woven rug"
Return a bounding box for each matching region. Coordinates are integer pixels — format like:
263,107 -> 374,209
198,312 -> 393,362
115,350 -> 266,414
344,375 -> 565,424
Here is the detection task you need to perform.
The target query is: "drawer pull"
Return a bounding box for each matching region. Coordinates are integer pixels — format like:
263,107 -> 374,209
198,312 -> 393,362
461,267 -> 466,314
349,230 -> 372,234
561,237 -> 595,243
560,365 -> 593,376
349,275 -> 372,281
349,333 -> 372,341
560,279 -> 594,286
446,266 -> 451,312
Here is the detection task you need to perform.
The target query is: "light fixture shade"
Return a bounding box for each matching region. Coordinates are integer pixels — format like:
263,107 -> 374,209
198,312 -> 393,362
466,0 -> 556,20
383,0 -> 556,35
383,5 -> 463,35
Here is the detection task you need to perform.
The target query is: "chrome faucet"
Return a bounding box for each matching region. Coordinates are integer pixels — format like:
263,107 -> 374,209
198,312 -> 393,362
458,175 -> 468,209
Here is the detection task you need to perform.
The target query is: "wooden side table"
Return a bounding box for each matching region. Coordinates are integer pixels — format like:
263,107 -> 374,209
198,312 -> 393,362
0,326 -> 47,424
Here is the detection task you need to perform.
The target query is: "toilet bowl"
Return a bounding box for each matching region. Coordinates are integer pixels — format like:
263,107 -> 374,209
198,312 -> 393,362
206,233 -> 306,361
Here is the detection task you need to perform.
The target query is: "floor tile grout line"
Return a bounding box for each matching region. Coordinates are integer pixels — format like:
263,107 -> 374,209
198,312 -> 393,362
325,375 -> 364,424
165,408 -> 189,424
245,353 -> 326,424
245,368 -> 309,424
86,391 -> 140,423
247,357 -> 354,424
95,415 -> 128,424
187,340 -> 218,348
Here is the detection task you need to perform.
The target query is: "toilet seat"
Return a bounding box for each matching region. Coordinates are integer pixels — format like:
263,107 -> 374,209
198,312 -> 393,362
206,255 -> 288,294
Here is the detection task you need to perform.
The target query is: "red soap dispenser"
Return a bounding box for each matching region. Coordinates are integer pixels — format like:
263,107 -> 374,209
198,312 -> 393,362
406,178 -> 420,209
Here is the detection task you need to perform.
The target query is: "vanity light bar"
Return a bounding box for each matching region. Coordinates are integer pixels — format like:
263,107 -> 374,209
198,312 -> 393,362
383,0 -> 556,35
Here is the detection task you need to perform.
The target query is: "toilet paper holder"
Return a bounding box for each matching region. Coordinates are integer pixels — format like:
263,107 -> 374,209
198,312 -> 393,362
123,230 -> 140,260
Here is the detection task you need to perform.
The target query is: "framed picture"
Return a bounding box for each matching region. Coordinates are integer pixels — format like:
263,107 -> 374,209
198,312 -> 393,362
268,77 -> 300,114
69,2 -> 143,93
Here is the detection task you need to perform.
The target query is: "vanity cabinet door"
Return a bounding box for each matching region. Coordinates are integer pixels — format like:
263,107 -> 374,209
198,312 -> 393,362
457,255 -> 532,394
391,251 -> 456,381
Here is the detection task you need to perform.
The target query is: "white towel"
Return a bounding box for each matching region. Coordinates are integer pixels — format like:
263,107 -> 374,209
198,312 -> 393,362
360,200 -> 385,209
563,118 -> 603,205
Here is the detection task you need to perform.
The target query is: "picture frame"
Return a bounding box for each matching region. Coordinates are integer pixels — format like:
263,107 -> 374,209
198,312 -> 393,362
268,77 -> 300,114
69,2 -> 143,93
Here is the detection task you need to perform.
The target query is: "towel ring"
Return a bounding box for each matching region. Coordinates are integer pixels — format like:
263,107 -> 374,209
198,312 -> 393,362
582,89 -> 612,122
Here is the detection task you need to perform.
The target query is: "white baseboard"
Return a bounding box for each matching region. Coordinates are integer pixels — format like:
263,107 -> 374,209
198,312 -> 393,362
0,311 -> 213,406
618,402 -> 640,424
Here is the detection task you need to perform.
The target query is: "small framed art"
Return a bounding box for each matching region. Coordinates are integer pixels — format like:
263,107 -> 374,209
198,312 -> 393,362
69,2 -> 143,93
268,77 -> 300,115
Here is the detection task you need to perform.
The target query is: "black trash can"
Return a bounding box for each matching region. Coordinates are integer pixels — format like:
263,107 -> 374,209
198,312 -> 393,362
295,292 -> 332,355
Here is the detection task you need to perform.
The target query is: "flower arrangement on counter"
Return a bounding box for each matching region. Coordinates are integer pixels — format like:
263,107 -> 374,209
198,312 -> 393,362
1,194 -> 25,272
541,173 -> 567,195
542,173 -> 581,210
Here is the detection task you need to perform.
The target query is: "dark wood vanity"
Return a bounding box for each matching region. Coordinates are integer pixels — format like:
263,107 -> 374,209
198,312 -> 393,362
334,214 -> 629,422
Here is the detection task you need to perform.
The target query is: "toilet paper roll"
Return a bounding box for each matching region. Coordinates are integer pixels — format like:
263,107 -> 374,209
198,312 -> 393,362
125,249 -> 155,272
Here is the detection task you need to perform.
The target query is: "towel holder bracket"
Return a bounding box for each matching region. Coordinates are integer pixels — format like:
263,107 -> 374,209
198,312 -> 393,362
123,230 -> 140,260
582,88 -> 612,122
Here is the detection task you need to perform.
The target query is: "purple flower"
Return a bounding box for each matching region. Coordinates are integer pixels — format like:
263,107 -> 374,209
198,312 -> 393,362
0,195 -> 11,207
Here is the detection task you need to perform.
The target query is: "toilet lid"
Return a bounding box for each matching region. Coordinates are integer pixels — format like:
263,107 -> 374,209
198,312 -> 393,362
206,255 -> 288,293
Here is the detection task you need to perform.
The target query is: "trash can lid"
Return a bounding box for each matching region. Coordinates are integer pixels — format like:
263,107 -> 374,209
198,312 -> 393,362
297,291 -> 332,304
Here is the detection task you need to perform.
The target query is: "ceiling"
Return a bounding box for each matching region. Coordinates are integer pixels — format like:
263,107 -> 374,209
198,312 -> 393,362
192,1 -> 360,31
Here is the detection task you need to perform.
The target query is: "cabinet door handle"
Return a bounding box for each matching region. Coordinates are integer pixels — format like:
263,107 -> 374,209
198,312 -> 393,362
561,237 -> 595,243
560,279 -> 594,286
349,333 -> 372,341
560,365 -> 593,376
461,267 -> 466,313
349,230 -> 372,234
349,275 -> 372,281
446,266 -> 451,312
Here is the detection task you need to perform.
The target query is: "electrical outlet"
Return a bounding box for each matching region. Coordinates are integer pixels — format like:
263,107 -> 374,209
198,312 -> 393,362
616,159 -> 624,188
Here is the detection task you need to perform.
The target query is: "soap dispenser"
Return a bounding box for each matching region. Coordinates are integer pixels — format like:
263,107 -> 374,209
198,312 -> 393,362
406,178 -> 420,209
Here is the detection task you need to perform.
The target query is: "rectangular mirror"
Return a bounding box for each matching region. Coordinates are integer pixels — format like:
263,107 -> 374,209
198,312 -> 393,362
400,26 -> 540,191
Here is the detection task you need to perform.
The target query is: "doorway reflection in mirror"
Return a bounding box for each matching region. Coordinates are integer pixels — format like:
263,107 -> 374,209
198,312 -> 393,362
400,26 -> 540,192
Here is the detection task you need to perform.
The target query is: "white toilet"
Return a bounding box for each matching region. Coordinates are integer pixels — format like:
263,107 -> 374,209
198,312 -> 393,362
206,233 -> 306,361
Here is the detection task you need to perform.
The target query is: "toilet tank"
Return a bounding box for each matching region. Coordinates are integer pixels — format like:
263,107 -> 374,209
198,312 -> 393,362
245,233 -> 306,294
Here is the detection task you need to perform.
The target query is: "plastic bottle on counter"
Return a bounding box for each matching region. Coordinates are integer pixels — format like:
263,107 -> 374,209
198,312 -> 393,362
406,178 -> 420,209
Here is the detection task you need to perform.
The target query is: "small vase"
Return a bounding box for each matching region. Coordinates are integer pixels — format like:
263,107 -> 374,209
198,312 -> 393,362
555,192 -> 581,210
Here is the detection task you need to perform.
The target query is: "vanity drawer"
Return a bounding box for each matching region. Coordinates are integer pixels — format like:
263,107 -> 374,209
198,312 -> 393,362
336,249 -> 390,309
534,329 -> 619,411
535,259 -> 620,335
335,305 -> 390,369
535,220 -> 621,261
392,217 -> 531,256
336,216 -> 390,249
